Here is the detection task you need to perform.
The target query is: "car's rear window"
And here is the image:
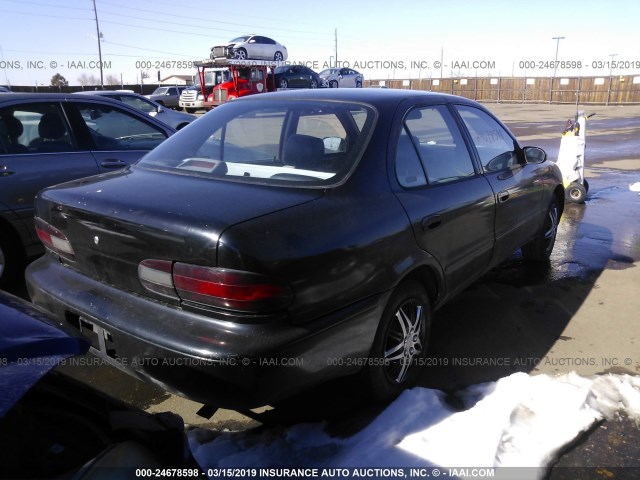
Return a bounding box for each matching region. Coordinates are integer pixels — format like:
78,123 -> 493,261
138,99 -> 377,188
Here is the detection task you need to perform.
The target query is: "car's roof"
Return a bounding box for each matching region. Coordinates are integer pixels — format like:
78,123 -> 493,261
235,87 -> 479,108
0,92 -> 131,104
74,90 -> 140,97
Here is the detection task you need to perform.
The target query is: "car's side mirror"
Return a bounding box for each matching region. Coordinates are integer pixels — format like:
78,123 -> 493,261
523,146 -> 547,164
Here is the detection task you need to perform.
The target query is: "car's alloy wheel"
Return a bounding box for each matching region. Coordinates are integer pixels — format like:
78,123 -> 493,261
522,197 -> 560,261
329,80 -> 338,88
310,79 -> 318,88
356,81 -> 362,88
279,79 -> 288,88
274,51 -> 283,61
235,49 -> 247,60
363,280 -> 431,401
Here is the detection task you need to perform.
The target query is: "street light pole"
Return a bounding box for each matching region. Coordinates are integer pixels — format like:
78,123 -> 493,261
550,36 -> 565,103
92,0 -> 104,88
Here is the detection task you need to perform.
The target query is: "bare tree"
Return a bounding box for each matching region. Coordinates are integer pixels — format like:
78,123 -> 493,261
77,73 -> 100,86
51,73 -> 69,86
105,74 -> 120,86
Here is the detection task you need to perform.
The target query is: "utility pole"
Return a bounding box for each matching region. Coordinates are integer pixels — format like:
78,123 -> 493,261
550,36 -> 565,103
334,28 -> 338,67
607,53 -> 618,106
92,0 -> 104,88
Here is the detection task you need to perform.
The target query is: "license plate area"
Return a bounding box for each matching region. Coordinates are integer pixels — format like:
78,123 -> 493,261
65,312 -> 118,360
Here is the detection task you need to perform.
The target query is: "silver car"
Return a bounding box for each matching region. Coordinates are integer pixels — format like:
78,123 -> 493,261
74,91 -> 196,130
319,68 -> 364,88
145,86 -> 185,109
211,35 -> 288,61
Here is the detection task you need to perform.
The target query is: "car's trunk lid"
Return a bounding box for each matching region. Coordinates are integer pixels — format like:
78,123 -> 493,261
35,167 -> 321,297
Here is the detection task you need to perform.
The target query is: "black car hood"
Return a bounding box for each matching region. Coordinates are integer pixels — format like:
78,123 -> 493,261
0,291 -> 89,417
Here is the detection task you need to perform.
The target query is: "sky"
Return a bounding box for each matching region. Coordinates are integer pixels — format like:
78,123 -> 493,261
188,372 -> 640,478
1,0 -> 640,86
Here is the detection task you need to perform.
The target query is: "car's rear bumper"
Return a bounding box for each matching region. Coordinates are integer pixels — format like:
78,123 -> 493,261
26,254 -> 387,408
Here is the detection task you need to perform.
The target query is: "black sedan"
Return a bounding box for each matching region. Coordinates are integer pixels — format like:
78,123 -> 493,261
274,65 -> 325,89
26,89 -> 563,408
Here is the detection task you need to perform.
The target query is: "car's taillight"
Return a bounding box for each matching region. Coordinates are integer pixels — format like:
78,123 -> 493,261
138,260 -> 292,313
35,217 -> 75,262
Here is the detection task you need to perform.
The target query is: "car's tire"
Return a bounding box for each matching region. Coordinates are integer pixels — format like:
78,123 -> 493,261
0,233 -> 21,290
362,280 -> 431,402
565,182 -> 587,203
329,80 -> 338,88
186,108 -> 196,114
279,78 -> 288,88
274,51 -> 284,61
521,197 -> 560,262
310,79 -> 318,88
356,81 -> 362,88
234,48 -> 247,60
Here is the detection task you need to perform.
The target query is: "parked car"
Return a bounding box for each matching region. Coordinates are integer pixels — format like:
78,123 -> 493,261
320,68 -> 364,88
26,89 -> 563,408
75,91 -> 196,130
274,65 -> 326,89
0,290 -> 187,478
0,93 -> 175,288
145,86 -> 186,109
210,34 -> 288,61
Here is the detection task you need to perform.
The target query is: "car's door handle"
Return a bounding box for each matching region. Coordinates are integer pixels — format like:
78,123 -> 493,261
0,165 -> 15,177
100,159 -> 127,169
421,215 -> 442,230
497,190 -> 510,203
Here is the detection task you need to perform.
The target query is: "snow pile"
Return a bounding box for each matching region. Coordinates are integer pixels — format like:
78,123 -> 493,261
188,373 -> 640,477
630,182 -> 640,193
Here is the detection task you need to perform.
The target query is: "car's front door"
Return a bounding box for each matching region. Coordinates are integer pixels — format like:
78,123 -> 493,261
65,101 -> 170,172
453,104 -> 543,263
392,104 -> 496,298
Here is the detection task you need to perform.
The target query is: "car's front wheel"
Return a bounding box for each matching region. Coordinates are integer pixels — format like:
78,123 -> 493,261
234,48 -> 247,60
522,197 -> 560,261
329,80 -> 338,88
279,78 -> 288,88
310,79 -> 318,88
274,51 -> 284,61
362,280 -> 431,401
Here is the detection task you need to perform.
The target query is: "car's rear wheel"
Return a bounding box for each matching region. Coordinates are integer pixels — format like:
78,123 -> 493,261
566,182 -> 587,203
522,197 -> 560,261
274,51 -> 284,61
310,79 -> 318,88
234,48 -> 247,60
329,80 -> 338,88
362,280 -> 431,401
356,81 -> 362,88
279,78 -> 288,88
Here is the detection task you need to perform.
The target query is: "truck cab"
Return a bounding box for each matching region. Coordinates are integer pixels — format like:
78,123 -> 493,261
179,68 -> 230,113
193,59 -> 277,109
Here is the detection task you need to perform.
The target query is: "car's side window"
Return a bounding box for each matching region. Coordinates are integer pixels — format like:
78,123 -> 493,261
395,127 -> 427,188
455,105 -> 519,172
0,103 -> 75,154
118,95 -> 156,114
403,105 -> 475,184
73,102 -> 168,151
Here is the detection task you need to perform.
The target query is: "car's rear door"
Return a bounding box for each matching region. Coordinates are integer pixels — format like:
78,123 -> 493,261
0,101 -> 101,237
391,103 -> 496,298
453,104 -> 543,263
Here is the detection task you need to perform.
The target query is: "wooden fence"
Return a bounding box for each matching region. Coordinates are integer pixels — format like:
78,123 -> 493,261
365,75 -> 640,105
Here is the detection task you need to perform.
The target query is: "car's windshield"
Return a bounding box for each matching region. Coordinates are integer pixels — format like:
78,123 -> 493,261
320,69 -> 339,76
151,87 -> 169,95
230,36 -> 250,43
138,99 -> 377,188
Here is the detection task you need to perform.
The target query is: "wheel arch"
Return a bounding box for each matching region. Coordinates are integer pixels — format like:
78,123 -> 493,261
395,264 -> 441,310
